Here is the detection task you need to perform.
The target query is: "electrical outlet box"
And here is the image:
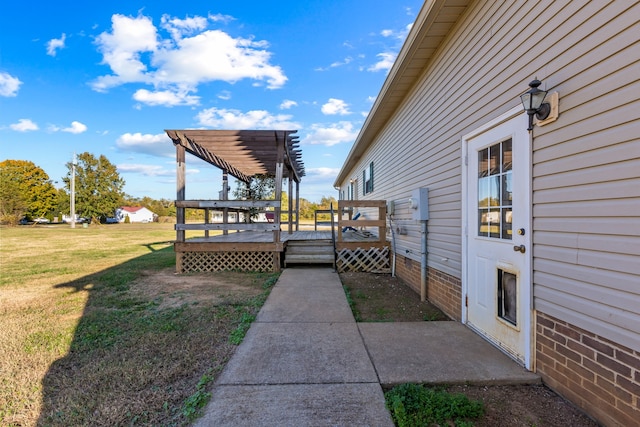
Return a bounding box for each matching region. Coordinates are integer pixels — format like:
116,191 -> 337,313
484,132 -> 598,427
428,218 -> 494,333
387,200 -> 395,215
409,188 -> 429,221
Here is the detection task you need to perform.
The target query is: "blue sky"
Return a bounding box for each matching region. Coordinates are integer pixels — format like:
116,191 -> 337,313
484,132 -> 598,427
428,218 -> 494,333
1,0 -> 422,203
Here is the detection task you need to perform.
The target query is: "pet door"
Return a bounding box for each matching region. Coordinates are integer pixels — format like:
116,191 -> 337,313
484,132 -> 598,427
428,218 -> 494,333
497,269 -> 517,326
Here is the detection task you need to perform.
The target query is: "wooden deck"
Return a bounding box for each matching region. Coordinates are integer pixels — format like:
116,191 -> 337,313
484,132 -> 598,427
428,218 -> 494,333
174,200 -> 389,273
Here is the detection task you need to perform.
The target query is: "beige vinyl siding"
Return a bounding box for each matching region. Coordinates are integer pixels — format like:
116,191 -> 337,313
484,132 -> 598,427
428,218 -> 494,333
530,0 -> 640,352
343,0 -> 559,278
337,0 -> 638,349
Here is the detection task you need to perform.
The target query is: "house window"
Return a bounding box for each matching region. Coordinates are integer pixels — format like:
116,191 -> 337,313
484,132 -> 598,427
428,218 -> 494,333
363,162 -> 374,195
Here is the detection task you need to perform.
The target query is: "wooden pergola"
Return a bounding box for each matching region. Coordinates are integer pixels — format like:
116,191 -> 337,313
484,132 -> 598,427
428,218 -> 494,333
165,129 -> 305,272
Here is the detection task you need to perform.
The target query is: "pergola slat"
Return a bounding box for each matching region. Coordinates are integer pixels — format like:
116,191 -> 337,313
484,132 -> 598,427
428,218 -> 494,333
165,129 -> 304,182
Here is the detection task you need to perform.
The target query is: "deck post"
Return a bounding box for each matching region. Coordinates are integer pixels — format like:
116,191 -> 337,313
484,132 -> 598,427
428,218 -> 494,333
273,252 -> 281,272
176,252 -> 183,273
337,200 -> 344,243
176,144 -> 186,274
274,132 -> 284,244
295,180 -> 300,231
222,170 -> 229,235
176,144 -> 186,244
204,208 -> 210,238
288,175 -> 293,234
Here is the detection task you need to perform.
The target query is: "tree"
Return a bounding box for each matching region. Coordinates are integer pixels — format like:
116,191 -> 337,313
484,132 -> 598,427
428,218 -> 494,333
232,174 -> 275,220
319,196 -> 338,210
0,160 -> 57,225
232,174 -> 275,201
62,153 -> 125,223
54,188 -> 70,217
298,198 -> 316,220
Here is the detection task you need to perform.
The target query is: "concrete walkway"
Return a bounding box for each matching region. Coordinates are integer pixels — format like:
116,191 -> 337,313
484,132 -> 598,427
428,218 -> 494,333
195,268 -> 539,427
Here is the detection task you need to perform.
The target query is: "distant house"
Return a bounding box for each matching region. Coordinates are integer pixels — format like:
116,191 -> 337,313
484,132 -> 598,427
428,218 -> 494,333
334,1 -> 639,426
116,206 -> 155,223
209,211 -> 270,223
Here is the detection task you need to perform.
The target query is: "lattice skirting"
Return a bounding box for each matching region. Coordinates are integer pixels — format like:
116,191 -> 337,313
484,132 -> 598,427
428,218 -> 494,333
180,251 -> 276,273
336,246 -> 390,273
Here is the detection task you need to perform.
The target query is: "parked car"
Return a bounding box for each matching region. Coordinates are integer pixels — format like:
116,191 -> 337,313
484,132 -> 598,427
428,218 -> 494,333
33,218 -> 50,224
105,217 -> 118,224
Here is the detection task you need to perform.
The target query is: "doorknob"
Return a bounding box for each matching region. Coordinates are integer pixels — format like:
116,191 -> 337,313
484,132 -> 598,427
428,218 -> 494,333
513,244 -> 526,254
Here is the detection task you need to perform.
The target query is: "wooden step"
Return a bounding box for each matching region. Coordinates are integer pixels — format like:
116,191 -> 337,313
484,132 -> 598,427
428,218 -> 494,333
286,245 -> 334,255
286,240 -> 333,246
284,239 -> 335,266
285,254 -> 335,264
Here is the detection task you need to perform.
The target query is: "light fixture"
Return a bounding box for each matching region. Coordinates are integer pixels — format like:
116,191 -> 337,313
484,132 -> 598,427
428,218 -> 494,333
520,79 -> 551,131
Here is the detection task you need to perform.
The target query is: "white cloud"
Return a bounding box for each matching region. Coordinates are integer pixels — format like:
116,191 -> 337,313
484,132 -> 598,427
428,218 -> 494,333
160,14 -> 208,41
366,23 -> 412,73
209,13 -> 235,23
91,13 -> 287,106
380,24 -> 412,40
0,72 -> 22,97
133,88 -> 199,106
196,107 -> 300,129
368,52 -> 396,72
332,57 -> 352,67
279,99 -> 297,109
10,118 -> 38,132
303,121 -> 359,146
315,56 -> 353,72
48,121 -> 88,134
92,14 -> 158,91
116,132 -> 174,157
307,167 -> 340,179
117,163 -> 173,177
217,90 -> 232,100
154,30 -> 286,88
64,121 -> 87,133
46,33 -> 66,56
321,98 -> 351,115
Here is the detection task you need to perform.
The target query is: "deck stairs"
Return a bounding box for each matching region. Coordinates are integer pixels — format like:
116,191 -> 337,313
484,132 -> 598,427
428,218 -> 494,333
284,239 -> 335,267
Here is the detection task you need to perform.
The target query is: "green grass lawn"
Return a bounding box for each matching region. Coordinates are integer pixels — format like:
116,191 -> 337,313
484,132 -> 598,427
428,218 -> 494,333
0,223 -> 278,426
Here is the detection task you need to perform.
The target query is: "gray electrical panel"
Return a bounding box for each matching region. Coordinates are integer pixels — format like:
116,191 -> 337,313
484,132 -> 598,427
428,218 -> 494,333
387,200 -> 395,215
409,188 -> 429,221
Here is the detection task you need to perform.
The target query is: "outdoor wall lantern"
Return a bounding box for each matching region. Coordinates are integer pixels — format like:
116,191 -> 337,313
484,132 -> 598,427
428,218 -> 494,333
520,79 -> 551,131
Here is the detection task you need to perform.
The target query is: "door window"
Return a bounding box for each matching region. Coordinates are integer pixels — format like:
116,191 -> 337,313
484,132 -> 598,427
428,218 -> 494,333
477,139 -> 512,239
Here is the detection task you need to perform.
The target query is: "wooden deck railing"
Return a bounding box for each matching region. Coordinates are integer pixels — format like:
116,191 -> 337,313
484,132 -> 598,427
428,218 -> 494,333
336,200 -> 387,250
314,209 -> 336,230
175,199 -> 282,242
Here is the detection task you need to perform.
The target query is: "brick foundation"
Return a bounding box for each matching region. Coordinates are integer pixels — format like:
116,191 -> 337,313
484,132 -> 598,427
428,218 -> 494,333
393,253 -> 461,321
536,312 -> 640,426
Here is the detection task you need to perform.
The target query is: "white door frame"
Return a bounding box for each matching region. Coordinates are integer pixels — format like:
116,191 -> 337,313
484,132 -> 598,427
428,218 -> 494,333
461,105 -> 534,370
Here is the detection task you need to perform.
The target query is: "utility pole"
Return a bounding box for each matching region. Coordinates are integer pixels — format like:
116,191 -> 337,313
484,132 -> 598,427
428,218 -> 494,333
70,153 -> 76,228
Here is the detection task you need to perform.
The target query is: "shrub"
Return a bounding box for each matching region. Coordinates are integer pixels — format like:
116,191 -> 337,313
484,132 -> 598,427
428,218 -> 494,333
385,383 -> 484,427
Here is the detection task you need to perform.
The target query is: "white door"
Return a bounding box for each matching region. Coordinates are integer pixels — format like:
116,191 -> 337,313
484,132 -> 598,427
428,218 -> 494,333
463,111 -> 532,368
